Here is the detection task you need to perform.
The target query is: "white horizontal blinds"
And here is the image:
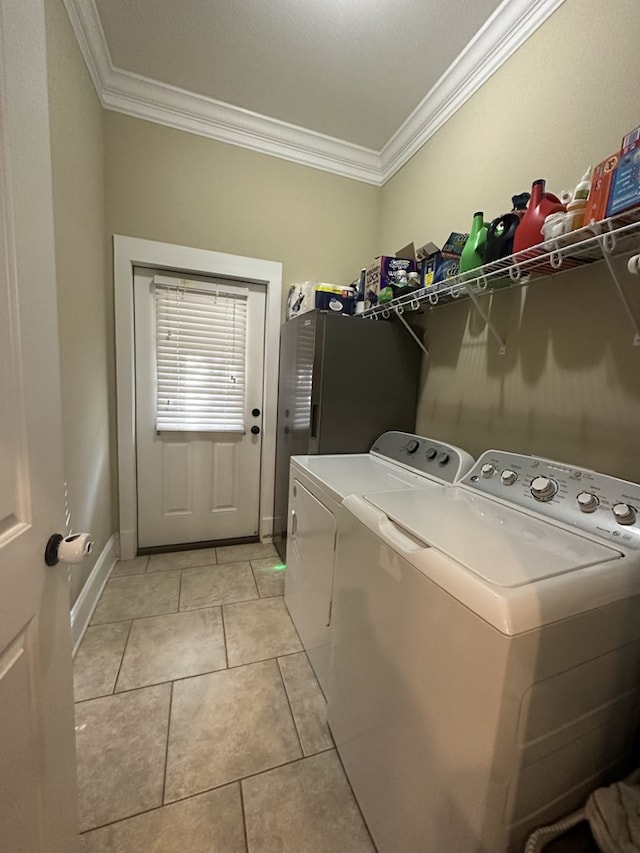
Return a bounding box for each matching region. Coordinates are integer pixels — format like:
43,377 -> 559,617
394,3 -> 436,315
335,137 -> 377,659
154,281 -> 248,432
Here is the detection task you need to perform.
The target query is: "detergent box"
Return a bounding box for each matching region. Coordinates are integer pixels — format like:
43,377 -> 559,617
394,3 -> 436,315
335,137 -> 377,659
418,233 -> 468,303
434,232 -> 468,285
584,153 -> 619,225
607,125 -> 640,218
364,256 -> 416,310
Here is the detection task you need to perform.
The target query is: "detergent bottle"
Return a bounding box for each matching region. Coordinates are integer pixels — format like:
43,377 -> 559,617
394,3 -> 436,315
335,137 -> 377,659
513,179 -> 565,253
483,193 -> 530,264
460,212 -> 488,275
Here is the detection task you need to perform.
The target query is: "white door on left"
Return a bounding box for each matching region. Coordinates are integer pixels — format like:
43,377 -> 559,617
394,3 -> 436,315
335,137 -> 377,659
0,1 -> 79,851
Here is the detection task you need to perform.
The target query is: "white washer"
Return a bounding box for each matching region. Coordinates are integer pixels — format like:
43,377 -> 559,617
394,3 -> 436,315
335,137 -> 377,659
284,431 -> 474,697
328,449 -> 640,853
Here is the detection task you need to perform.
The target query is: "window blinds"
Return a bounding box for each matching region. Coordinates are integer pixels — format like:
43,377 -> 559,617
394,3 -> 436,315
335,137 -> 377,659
154,281 -> 248,432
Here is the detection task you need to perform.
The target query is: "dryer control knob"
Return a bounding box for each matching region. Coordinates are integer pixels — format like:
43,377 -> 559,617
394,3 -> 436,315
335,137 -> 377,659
425,447 -> 437,460
501,470 -> 518,486
530,476 -> 558,501
481,463 -> 496,478
612,502 -> 637,525
437,451 -> 450,466
577,492 -> 599,513
406,440 -> 420,454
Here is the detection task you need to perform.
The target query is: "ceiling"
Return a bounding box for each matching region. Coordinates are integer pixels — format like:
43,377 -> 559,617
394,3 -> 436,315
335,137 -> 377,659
64,0 -> 565,184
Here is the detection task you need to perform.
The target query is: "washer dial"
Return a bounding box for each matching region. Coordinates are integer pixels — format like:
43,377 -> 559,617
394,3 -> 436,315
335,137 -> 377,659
481,464 -> 496,478
501,470 -> 518,486
530,476 -> 558,502
612,503 -> 637,525
576,492 -> 599,513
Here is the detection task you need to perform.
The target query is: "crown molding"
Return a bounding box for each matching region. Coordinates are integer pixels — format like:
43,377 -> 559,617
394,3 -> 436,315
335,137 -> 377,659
64,0 -> 564,187
100,69 -> 383,185
380,0 -> 567,182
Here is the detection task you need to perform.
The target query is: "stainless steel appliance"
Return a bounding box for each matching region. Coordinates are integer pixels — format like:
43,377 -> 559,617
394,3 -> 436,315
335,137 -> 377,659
273,311 -> 419,559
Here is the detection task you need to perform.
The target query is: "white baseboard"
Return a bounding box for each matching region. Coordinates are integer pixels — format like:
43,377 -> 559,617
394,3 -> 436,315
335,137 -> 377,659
119,528 -> 136,561
260,515 -> 274,542
70,533 -> 119,656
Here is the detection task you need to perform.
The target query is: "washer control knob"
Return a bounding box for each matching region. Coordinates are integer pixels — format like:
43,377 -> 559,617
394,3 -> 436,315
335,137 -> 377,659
406,440 -> 420,454
481,463 -> 496,478
425,447 -> 437,460
501,470 -> 518,486
612,502 -> 637,525
577,492 -> 599,513
437,451 -> 450,466
530,476 -> 558,501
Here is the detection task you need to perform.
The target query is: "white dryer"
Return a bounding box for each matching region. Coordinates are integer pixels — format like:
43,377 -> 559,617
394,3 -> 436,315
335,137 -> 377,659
328,449 -> 640,853
284,431 -> 474,697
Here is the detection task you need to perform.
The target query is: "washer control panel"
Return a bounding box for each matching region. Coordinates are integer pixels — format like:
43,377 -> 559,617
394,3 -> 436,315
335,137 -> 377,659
370,431 -> 474,484
460,450 -> 640,549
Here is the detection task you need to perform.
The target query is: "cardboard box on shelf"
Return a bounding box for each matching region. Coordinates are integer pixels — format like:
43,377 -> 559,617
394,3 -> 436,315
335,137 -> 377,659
583,153 -> 619,225
286,282 -> 354,319
418,233 -> 468,302
364,256 -> 417,310
607,126 -> 640,218
434,233 -> 468,284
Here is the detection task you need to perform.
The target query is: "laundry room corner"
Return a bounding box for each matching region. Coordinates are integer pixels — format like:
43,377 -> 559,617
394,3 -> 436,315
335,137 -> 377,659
377,0 -> 640,481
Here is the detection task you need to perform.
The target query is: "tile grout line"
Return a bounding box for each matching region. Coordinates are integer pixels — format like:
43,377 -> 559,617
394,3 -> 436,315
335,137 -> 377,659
276,656 -> 304,758
110,620 -> 134,696
177,567 -> 184,612
161,680 -> 174,805
79,748 -> 337,836
220,603 -> 229,669
238,778 -> 250,853
248,564 -> 261,600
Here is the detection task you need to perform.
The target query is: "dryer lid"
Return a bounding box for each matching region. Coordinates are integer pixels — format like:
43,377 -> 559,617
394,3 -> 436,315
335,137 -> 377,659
362,487 -> 621,588
291,454 -> 433,502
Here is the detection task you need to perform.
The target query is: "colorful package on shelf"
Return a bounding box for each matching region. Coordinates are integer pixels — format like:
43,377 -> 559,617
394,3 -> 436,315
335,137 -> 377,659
286,282 -> 354,319
434,232 -> 468,285
286,282 -> 317,320
417,234 -> 468,303
607,125 -> 640,218
314,284 -> 355,315
583,153 -> 619,225
364,256 -> 416,310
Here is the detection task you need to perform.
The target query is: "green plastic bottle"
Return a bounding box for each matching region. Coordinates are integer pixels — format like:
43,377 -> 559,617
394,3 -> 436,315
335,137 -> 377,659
460,211 -> 488,276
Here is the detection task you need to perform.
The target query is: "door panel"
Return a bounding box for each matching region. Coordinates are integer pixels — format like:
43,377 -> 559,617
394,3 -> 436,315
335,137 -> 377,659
0,1 -> 79,849
211,442 -> 239,510
162,443 -> 192,515
135,268 -> 266,547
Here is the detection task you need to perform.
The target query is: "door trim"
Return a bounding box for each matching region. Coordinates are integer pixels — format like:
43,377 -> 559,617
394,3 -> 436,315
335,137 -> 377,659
114,235 -> 282,559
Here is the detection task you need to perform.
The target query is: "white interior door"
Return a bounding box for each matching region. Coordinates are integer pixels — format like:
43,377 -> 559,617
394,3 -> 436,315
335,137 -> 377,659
135,267 -> 266,548
0,1 -> 79,851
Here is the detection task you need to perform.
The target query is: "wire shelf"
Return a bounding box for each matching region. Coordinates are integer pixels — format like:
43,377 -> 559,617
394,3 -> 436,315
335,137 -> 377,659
361,205 -> 640,321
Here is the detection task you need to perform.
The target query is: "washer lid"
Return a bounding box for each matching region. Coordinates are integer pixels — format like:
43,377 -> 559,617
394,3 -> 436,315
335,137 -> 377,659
363,487 -> 621,587
291,454 -> 435,502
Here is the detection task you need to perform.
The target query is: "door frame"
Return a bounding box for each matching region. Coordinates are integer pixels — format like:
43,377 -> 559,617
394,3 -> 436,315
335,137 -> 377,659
114,235 -> 282,560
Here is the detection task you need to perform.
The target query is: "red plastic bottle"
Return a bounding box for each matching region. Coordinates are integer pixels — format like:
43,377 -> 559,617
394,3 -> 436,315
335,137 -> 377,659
512,179 -> 565,253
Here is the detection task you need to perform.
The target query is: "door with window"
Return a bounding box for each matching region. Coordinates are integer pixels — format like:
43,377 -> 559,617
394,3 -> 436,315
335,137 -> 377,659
134,268 -> 266,548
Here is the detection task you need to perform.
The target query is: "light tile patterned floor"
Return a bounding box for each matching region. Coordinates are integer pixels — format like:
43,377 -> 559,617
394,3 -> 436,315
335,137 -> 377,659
75,543 -> 374,852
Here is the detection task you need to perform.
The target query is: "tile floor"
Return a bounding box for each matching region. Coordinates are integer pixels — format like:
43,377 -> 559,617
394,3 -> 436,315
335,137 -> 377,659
74,543 -> 375,852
